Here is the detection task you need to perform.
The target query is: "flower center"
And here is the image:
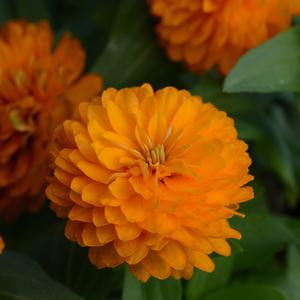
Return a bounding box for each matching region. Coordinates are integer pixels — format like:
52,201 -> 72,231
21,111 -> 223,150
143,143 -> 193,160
141,143 -> 166,168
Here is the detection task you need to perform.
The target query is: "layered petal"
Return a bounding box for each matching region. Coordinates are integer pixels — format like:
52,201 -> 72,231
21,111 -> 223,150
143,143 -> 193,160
47,84 -> 253,281
149,0 -> 300,74
0,20 -> 102,221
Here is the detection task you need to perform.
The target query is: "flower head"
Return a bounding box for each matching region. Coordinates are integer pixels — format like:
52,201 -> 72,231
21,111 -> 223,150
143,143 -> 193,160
0,20 -> 102,221
0,236 -> 4,254
149,0 -> 300,74
46,84 -> 253,282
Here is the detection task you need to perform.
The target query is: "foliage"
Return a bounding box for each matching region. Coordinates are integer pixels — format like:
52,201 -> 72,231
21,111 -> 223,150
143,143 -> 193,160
0,0 -> 300,299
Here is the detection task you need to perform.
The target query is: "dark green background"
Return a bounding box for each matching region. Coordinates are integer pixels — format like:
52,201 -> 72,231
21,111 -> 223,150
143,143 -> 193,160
0,0 -> 300,299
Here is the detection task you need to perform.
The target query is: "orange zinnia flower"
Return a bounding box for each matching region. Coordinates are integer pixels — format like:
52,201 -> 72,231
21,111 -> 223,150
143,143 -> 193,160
0,20 -> 102,222
46,84 -> 253,281
0,236 -> 4,254
149,0 -> 300,74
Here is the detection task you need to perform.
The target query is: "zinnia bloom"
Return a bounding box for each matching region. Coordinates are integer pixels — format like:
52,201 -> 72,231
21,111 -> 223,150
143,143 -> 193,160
149,0 -> 300,74
0,20 -> 102,222
0,236 -> 4,254
46,84 -> 253,281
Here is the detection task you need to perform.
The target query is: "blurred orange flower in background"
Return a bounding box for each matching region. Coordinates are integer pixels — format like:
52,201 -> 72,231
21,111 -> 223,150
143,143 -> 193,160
0,20 -> 102,222
149,0 -> 300,74
46,83 -> 253,282
0,236 -> 4,254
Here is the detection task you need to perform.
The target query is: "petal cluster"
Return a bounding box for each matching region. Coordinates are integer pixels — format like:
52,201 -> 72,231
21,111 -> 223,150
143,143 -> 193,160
0,236 -> 4,254
46,84 -> 253,282
0,20 -> 102,221
149,0 -> 300,74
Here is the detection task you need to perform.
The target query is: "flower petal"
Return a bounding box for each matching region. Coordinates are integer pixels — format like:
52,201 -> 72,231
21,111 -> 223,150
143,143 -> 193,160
121,195 -> 149,222
141,251 -> 171,280
129,263 -> 151,282
96,225 -> 116,244
115,223 -> 142,241
109,177 -> 135,200
82,182 -> 106,206
99,147 -> 130,170
69,205 -> 92,222
89,244 -> 124,268
105,206 -> 127,225
208,238 -> 231,256
92,207 -> 108,227
185,249 -> 215,272
77,161 -> 111,183
105,100 -> 134,139
158,240 -> 186,270
82,223 -> 101,246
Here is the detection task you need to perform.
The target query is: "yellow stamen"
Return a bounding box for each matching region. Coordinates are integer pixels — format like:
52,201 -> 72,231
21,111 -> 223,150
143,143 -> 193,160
15,70 -> 27,88
159,144 -> 166,163
145,134 -> 153,149
151,149 -> 157,164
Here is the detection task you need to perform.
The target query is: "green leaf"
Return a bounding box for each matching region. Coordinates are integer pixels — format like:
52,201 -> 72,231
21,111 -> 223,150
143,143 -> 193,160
191,75 -> 254,115
234,119 -> 264,142
0,251 -> 84,300
13,0 -> 51,21
238,182 -> 269,215
283,218 -> 300,245
252,108 -> 299,206
37,230 -> 116,300
144,278 -> 182,300
122,270 -> 182,300
51,0 -> 120,69
226,245 -> 300,300
3,207 -> 115,300
260,245 -> 300,300
144,279 -> 164,300
278,246 -> 300,300
186,255 -> 234,300
224,26 -> 300,93
0,0 -> 12,23
122,270 -> 145,300
204,285 -> 287,300
160,278 -> 182,300
91,0 -> 180,88
281,246 -> 300,300
231,213 -> 299,271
